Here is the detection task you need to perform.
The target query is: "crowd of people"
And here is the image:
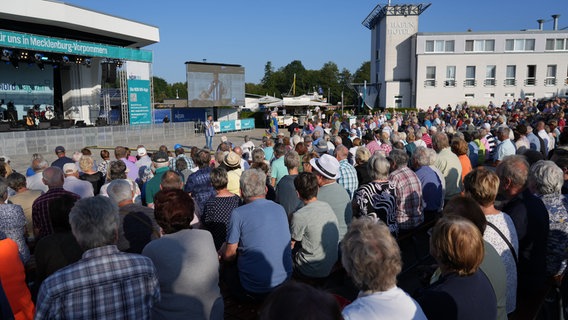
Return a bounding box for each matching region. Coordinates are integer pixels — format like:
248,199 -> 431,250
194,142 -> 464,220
0,96 -> 566,319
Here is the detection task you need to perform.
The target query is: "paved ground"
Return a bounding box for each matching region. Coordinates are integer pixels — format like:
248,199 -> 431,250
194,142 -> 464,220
7,128 -> 268,174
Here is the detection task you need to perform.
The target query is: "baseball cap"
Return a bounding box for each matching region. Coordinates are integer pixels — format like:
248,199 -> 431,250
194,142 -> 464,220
63,163 -> 78,174
310,154 -> 340,180
152,151 -> 169,163
174,144 -> 182,150
55,146 -> 65,153
137,147 -> 147,157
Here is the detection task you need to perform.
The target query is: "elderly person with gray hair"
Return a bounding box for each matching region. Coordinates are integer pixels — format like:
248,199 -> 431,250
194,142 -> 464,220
275,151 -> 303,218
35,196 -> 160,319
388,149 -> 423,229
107,179 -> 160,254
352,154 -> 398,234
432,132 -> 463,201
354,146 -> 372,186
411,147 -> 444,220
220,169 -> 292,302
0,179 -> 30,264
528,160 -> 568,277
341,219 -> 426,319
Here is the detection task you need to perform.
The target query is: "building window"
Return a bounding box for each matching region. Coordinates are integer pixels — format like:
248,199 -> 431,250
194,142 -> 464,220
524,92 -> 535,98
425,66 -> 436,87
505,39 -> 535,51
525,65 -> 537,86
546,39 -> 568,51
465,66 -> 476,87
445,66 -> 456,87
505,93 -> 515,98
485,65 -> 496,86
505,65 -> 516,86
484,93 -> 495,98
425,40 -> 455,53
545,65 -> 557,86
465,40 -> 495,52
465,93 -> 475,99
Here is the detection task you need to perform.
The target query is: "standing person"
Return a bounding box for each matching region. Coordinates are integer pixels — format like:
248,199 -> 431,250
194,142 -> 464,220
432,132 -> 463,201
142,189 -> 223,320
275,151 -> 303,218
184,149 -> 216,213
205,115 -> 215,150
335,145 -> 358,199
310,154 -> 352,241
220,169 -> 292,302
35,196 -> 160,319
342,219 -> 426,320
464,168 -> 518,315
115,146 -> 138,181
290,172 -> 339,279
62,163 -> 94,199
416,215 -> 497,320
50,146 -> 74,170
202,167 -> 241,250
32,167 -> 80,240
0,180 -> 31,265
7,172 -> 43,244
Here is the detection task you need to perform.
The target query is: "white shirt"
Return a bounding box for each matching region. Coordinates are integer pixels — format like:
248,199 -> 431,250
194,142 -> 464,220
342,286 -> 427,320
63,176 -> 94,199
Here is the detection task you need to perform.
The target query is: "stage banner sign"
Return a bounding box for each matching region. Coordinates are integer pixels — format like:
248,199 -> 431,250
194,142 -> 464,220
219,120 -> 236,132
0,29 -> 152,62
153,109 -> 171,124
127,79 -> 152,125
234,120 -> 241,130
240,118 -> 255,130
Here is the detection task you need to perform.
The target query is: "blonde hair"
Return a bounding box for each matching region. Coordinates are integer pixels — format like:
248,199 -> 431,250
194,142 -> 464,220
431,215 -> 484,276
463,167 -> 499,207
79,155 -> 94,172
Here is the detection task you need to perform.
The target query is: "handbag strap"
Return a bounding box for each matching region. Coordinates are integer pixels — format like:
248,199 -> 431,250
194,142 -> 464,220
486,221 -> 518,266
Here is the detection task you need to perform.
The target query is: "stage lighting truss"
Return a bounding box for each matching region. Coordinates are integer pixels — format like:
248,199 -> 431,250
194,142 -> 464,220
0,49 -> 93,69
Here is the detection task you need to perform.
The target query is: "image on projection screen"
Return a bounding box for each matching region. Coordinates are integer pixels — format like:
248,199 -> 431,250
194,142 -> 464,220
186,62 -> 245,107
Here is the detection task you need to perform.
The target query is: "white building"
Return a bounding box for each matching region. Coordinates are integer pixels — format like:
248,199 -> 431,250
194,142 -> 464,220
364,3 -> 568,110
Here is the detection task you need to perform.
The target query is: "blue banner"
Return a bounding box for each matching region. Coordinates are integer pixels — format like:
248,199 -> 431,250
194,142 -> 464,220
0,29 -> 152,62
172,108 -> 207,122
127,79 -> 152,125
240,118 -> 255,130
219,120 -> 236,132
153,109 -> 171,124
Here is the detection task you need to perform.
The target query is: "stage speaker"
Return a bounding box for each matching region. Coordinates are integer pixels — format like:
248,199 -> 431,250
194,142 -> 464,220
38,122 -> 51,130
3,110 -> 17,122
0,123 -> 10,132
102,63 -> 117,84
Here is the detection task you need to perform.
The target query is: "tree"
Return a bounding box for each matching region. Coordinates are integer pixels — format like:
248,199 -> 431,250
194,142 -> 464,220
152,76 -> 169,103
352,61 -> 371,84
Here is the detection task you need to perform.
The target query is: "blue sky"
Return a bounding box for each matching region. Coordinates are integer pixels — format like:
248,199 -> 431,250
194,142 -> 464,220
65,0 -> 567,84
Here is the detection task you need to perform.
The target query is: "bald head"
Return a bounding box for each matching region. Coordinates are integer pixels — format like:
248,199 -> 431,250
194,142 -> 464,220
42,166 -> 64,188
335,145 -> 349,161
233,146 -> 243,156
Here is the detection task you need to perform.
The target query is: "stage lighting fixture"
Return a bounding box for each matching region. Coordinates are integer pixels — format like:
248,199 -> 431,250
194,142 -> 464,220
19,51 -> 29,60
2,49 -> 12,58
62,56 -> 70,63
84,58 -> 91,67
34,53 -> 43,61
75,57 -> 83,64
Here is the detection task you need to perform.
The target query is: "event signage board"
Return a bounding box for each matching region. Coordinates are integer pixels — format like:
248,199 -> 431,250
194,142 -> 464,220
0,29 -> 152,62
240,118 -> 255,130
127,79 -> 152,125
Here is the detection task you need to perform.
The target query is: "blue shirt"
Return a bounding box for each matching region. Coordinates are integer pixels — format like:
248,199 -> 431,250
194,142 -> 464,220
415,166 -> 443,212
184,167 -> 216,213
36,245 -> 160,320
227,199 -> 292,293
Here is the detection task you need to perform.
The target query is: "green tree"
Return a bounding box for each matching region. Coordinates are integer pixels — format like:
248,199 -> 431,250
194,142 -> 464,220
152,76 -> 169,103
352,61 -> 371,83
171,82 -> 188,99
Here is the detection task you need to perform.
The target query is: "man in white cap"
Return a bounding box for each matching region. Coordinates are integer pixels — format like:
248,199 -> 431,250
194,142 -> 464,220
310,154 -> 352,241
135,147 -> 151,170
63,163 -> 94,199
